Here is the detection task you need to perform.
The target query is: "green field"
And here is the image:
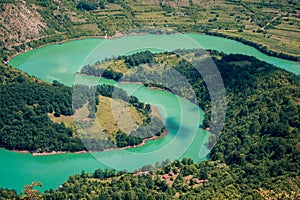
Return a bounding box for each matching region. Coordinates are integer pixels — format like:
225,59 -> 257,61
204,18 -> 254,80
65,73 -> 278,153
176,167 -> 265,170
48,95 -> 145,140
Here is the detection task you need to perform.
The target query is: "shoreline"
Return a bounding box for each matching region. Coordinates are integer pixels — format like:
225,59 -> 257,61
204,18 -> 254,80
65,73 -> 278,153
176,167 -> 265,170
7,30 -> 299,64
10,149 -> 89,156
10,132 -> 168,156
8,31 -> 137,62
102,128 -> 167,153
118,81 -> 172,93
201,31 -> 299,61
9,105 -> 167,156
32,150 -> 88,156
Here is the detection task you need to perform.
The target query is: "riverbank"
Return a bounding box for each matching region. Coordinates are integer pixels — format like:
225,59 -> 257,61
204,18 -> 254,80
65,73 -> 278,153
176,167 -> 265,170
32,150 -> 88,156
9,129 -> 167,156
8,105 -> 167,156
7,31 -> 141,63
95,104 -> 168,153
7,30 -> 299,67
10,149 -> 89,156
32,125 -> 168,155
202,31 -> 300,61
102,129 -> 168,153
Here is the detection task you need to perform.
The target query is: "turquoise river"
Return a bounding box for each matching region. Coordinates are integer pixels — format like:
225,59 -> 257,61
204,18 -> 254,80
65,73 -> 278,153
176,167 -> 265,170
2,33 -> 300,193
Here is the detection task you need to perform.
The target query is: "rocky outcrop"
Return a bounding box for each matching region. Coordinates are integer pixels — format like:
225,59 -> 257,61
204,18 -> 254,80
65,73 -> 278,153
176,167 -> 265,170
0,2 -> 46,46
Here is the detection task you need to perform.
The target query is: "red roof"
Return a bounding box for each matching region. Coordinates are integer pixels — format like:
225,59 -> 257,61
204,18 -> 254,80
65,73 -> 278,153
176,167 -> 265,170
193,179 -> 209,184
162,174 -> 170,179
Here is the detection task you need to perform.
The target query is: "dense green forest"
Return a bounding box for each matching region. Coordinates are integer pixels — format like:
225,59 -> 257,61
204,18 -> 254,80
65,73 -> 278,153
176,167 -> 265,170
0,68 -> 84,152
41,155 -> 299,199
80,65 -> 123,81
38,53 -> 299,199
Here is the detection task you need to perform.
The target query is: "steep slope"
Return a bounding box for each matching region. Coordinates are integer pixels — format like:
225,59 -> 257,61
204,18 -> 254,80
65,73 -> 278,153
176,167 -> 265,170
0,2 -> 46,47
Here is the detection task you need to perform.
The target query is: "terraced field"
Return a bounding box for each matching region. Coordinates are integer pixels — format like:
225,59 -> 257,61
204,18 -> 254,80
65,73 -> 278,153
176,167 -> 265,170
1,0 -> 299,61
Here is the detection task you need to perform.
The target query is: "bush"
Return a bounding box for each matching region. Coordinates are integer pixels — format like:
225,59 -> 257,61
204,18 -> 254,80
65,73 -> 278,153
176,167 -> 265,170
77,1 -> 97,11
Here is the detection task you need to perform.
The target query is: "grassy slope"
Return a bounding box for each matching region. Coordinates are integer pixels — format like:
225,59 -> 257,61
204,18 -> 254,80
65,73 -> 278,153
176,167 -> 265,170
48,95 -> 144,139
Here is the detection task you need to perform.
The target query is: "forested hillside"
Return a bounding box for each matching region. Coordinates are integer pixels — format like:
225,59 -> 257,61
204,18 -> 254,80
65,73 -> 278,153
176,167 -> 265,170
0,65 -> 84,152
45,54 -> 300,199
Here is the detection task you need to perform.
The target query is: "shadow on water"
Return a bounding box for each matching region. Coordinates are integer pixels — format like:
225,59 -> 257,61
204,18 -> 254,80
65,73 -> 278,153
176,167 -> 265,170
165,117 -> 195,137
165,117 -> 180,132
